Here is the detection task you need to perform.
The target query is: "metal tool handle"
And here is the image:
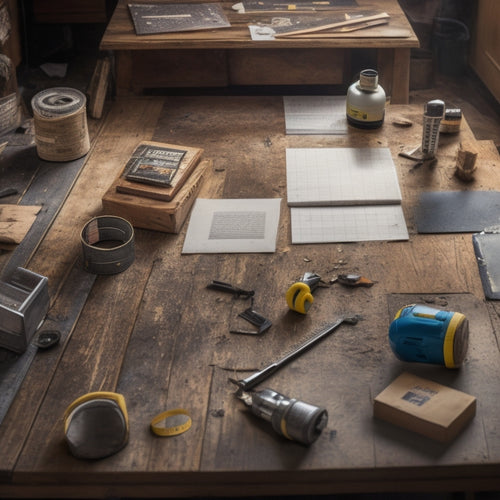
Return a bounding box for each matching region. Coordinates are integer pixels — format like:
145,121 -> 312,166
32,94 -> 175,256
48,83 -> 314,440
233,364 -> 279,391
231,316 -> 357,392
277,316 -> 347,366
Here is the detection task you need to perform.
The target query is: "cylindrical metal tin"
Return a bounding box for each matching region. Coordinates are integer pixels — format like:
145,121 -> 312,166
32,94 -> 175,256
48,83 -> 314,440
32,87 -> 90,162
81,216 -> 135,275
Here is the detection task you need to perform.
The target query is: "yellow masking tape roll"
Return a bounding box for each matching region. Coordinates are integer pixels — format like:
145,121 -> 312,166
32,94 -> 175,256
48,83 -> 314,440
150,408 -> 192,437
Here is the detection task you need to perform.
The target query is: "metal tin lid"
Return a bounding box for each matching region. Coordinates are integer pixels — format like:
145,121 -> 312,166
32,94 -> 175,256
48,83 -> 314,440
358,69 -> 379,91
31,87 -> 86,118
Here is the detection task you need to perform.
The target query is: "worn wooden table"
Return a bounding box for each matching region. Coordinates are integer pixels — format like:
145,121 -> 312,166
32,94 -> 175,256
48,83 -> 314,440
100,0 -> 419,103
1,96 -> 500,498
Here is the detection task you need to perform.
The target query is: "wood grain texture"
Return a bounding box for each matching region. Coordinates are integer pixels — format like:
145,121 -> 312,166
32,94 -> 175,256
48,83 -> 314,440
88,56 -> 111,120
101,0 -> 418,97
0,204 -> 40,245
101,0 -> 418,50
3,96 -> 500,496
0,98 -> 164,479
103,159 -> 210,232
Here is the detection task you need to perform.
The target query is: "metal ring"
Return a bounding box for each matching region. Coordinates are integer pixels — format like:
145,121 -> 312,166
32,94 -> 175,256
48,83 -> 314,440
81,216 -> 135,275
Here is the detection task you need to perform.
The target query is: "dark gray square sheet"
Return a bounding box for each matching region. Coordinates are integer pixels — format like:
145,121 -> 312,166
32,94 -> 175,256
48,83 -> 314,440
416,191 -> 500,233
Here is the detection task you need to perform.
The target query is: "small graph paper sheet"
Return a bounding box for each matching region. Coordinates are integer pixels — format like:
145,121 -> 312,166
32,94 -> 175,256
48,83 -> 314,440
182,198 -> 281,253
286,147 -> 402,206
290,205 -> 409,243
283,96 -> 348,135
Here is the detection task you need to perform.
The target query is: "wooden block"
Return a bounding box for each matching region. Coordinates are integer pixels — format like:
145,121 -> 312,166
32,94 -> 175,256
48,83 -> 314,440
455,140 -> 478,182
0,204 -> 41,249
102,159 -> 210,233
88,56 -> 110,120
115,141 -> 203,201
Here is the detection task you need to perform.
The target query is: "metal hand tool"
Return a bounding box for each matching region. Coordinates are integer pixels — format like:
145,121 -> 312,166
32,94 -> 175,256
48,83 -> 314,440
207,280 -> 254,299
237,387 -> 328,445
230,315 -> 358,391
230,302 -> 272,335
286,272 -> 322,314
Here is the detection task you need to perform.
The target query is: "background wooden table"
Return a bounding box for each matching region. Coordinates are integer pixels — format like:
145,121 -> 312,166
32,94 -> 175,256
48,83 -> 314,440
100,0 -> 419,103
1,96 -> 500,497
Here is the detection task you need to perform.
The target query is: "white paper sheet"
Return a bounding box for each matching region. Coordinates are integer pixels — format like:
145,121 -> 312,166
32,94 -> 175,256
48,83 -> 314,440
290,205 -> 409,243
283,96 -> 348,135
286,147 -> 402,206
286,146 -> 408,243
182,198 -> 281,254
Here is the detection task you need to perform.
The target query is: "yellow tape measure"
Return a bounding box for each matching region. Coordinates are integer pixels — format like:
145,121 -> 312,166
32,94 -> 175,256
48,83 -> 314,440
286,281 -> 314,314
286,272 -> 322,314
150,408 -> 192,437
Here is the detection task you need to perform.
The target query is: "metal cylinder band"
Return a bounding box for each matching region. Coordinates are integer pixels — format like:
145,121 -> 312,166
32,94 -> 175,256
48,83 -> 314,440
81,216 -> 135,275
31,87 -> 90,162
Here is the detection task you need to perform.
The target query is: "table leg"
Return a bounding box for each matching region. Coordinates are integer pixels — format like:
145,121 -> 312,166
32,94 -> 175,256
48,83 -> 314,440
378,47 -> 411,104
114,51 -> 138,96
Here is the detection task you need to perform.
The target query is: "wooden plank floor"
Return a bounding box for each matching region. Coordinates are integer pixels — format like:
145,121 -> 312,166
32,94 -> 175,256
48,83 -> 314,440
1,91 -> 500,498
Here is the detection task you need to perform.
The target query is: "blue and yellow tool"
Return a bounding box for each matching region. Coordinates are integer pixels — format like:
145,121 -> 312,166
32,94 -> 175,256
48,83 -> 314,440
286,272 -> 322,314
389,303 -> 469,368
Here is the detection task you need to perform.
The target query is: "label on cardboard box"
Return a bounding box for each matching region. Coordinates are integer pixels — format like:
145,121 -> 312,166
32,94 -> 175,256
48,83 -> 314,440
373,372 -> 476,442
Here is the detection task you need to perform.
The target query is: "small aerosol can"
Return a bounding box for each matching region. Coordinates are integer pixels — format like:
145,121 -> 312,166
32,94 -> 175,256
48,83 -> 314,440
346,69 -> 386,129
389,304 -> 469,368
421,99 -> 445,159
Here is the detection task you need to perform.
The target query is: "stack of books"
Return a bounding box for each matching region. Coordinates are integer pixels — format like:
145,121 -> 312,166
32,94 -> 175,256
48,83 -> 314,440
102,141 -> 209,233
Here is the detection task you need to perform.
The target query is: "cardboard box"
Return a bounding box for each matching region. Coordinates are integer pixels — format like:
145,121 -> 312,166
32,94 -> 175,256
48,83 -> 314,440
373,372 -> 476,442
102,159 -> 210,234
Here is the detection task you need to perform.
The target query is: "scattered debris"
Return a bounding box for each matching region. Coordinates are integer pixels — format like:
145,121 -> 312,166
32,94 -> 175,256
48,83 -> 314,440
336,274 -> 376,287
392,116 -> 413,128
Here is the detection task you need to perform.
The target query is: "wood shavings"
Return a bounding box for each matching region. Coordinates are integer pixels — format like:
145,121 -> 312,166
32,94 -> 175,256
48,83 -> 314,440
392,116 -> 413,128
455,140 -> 478,182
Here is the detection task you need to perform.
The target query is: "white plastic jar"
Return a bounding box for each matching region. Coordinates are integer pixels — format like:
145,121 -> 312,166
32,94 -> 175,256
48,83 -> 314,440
346,69 -> 386,129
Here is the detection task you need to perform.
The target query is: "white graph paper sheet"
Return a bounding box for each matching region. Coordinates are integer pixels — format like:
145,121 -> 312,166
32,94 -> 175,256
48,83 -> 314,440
286,147 -> 402,206
290,205 -> 409,243
182,198 -> 281,254
283,96 -> 348,135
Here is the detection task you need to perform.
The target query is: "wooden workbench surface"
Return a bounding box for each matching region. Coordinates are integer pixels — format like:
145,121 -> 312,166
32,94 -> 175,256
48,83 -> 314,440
100,0 -> 418,102
1,96 -> 500,497
101,0 -> 419,50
